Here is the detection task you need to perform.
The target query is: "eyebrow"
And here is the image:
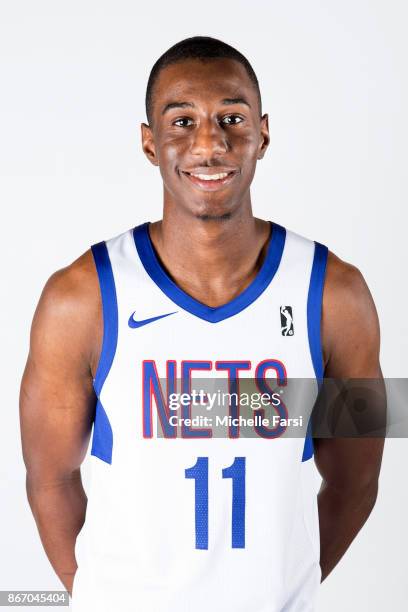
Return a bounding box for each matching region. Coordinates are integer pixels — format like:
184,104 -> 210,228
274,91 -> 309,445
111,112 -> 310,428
161,97 -> 251,115
221,97 -> 251,108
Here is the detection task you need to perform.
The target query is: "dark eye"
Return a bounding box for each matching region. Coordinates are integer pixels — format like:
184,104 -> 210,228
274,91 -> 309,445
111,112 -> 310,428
221,115 -> 244,126
173,117 -> 194,127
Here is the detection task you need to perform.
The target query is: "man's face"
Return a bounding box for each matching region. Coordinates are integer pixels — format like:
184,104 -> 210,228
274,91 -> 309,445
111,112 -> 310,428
142,58 -> 269,220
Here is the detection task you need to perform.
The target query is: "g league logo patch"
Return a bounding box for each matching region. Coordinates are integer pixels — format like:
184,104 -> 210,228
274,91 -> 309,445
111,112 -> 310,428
280,306 -> 294,336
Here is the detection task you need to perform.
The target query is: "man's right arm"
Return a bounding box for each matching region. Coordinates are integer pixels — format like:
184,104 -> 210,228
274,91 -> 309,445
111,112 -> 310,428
19,250 -> 102,596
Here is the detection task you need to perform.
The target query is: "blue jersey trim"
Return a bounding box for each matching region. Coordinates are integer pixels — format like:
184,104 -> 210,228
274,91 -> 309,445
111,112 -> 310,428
307,242 -> 328,382
302,241 -> 329,462
133,221 -> 286,324
91,399 -> 114,464
90,241 -> 118,464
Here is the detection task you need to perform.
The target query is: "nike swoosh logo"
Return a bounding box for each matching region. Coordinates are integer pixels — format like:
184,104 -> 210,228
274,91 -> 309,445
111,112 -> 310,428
128,310 -> 177,328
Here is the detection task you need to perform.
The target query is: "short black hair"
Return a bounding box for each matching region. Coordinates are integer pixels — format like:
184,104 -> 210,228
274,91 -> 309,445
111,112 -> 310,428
145,36 -> 262,125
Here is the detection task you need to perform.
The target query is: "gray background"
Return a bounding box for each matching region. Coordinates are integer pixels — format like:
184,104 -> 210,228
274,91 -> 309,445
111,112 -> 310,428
1,1 -> 407,610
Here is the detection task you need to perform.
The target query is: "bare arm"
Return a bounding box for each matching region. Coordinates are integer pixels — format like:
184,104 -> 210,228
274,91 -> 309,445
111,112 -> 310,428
315,251 -> 385,581
19,250 -> 101,595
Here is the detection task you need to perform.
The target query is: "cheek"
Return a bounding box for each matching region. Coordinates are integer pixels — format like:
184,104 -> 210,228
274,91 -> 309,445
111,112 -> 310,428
157,139 -> 185,173
233,134 -> 260,166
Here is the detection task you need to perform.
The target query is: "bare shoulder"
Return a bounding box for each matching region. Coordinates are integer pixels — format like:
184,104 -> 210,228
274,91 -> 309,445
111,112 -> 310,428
323,250 -> 374,309
39,249 -> 99,311
322,250 -> 381,377
31,249 -> 102,376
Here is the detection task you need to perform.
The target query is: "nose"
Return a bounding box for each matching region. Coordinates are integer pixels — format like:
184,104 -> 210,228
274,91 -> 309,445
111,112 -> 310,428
190,119 -> 229,158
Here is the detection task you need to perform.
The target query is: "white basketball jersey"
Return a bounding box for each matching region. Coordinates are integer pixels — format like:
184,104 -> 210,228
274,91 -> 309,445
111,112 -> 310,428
71,220 -> 328,612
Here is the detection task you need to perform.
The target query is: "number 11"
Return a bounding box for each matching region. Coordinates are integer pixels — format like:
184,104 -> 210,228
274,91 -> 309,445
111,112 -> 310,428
185,457 -> 246,550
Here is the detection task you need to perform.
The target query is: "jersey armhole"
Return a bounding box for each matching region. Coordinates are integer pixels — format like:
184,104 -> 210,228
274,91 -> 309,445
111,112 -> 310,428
91,241 -> 119,395
307,241 -> 329,383
89,241 -> 118,464
302,241 -> 329,462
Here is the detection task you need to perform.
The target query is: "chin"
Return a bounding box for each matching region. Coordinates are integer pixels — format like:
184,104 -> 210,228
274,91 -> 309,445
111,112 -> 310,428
189,198 -> 239,222
195,211 -> 233,221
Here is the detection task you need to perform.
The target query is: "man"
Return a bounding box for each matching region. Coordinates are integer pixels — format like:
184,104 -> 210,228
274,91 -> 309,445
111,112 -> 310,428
20,36 -> 384,611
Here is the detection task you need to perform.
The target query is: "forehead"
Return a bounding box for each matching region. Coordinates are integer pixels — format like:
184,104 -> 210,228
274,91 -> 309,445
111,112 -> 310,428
152,58 -> 258,114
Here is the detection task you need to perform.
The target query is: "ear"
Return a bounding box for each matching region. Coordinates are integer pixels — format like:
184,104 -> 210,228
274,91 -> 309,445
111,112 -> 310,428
141,123 -> 159,166
257,113 -> 270,160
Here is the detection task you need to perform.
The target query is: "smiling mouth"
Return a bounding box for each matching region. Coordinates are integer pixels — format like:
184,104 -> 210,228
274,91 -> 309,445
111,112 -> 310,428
181,169 -> 238,191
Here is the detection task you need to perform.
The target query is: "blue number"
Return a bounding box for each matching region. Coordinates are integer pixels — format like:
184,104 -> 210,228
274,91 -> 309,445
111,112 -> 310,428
222,457 -> 246,548
185,457 -> 246,549
185,457 -> 208,549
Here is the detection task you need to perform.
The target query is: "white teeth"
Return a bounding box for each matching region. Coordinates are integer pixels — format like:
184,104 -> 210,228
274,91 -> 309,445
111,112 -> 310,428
190,172 -> 229,181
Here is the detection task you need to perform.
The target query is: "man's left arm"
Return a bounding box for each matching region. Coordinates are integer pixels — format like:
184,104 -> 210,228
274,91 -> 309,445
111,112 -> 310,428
314,251 -> 385,581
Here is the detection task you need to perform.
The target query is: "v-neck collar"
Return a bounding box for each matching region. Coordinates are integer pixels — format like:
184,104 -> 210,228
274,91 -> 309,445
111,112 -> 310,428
133,220 -> 286,324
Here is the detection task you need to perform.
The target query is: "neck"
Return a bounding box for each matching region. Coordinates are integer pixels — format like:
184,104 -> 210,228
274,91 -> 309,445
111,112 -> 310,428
147,205 -> 272,308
